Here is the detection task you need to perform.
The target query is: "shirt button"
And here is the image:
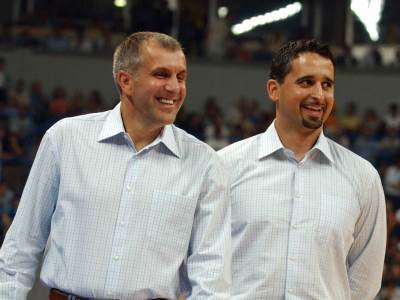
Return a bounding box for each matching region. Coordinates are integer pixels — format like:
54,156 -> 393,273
289,257 -> 295,261
119,221 -> 127,227
292,224 -> 298,229
127,185 -> 132,191
113,256 -> 120,261
288,288 -> 293,293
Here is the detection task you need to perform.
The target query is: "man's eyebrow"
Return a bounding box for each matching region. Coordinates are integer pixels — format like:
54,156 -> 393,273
295,75 -> 313,82
324,76 -> 334,83
295,75 -> 334,83
151,67 -> 169,72
151,67 -> 187,73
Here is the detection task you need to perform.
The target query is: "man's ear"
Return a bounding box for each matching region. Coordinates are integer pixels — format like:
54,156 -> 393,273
117,71 -> 133,97
266,79 -> 279,103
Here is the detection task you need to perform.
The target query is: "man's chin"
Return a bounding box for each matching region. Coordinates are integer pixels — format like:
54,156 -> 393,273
160,116 -> 177,126
302,118 -> 323,130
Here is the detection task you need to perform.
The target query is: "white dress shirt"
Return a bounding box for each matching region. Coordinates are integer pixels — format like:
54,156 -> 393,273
218,121 -> 386,300
0,103 -> 231,299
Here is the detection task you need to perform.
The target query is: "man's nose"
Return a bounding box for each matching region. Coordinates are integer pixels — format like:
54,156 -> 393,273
165,78 -> 180,93
311,83 -> 324,100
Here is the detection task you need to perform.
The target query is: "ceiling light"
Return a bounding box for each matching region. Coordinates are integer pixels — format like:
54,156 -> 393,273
351,0 -> 384,41
232,2 -> 302,35
114,0 -> 127,8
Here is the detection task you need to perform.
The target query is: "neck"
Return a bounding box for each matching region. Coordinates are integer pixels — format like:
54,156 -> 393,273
274,119 -> 321,161
120,99 -> 162,151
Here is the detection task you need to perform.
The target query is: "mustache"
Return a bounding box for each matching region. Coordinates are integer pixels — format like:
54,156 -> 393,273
301,99 -> 326,108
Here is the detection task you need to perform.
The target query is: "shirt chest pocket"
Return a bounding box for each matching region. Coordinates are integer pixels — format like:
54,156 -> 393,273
232,188 -> 291,225
316,196 -> 360,254
146,190 -> 196,253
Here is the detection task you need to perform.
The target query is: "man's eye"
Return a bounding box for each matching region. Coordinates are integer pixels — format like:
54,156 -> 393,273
155,72 -> 168,78
177,75 -> 186,82
323,82 -> 333,89
299,80 -> 312,86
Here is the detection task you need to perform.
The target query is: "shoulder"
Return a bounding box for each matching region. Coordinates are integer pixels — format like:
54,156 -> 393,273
218,134 -> 261,163
172,125 -> 217,158
327,137 -> 380,180
171,125 -> 228,175
46,110 -> 110,138
49,111 -> 109,133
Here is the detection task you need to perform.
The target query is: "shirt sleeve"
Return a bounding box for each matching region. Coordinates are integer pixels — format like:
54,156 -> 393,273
348,169 -> 387,300
0,130 -> 60,300
185,154 -> 232,299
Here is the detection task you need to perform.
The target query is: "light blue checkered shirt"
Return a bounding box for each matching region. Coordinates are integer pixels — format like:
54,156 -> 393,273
0,103 -> 231,299
218,121 -> 386,300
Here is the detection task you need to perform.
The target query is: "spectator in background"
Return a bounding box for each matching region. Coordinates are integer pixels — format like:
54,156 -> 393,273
380,126 -> 400,163
336,45 -> 357,67
180,111 -> 205,140
0,99 -> 15,120
9,79 -> 30,110
78,25 -> 106,53
324,105 -> 350,148
9,103 -> 33,144
85,89 -> 105,113
395,49 -> 400,68
363,108 -> 383,137
0,123 -> 24,163
46,28 -> 73,52
385,155 -> 400,209
29,81 -> 48,124
339,101 -> 362,145
0,180 -> 14,244
372,47 -> 383,67
384,103 -> 400,131
0,57 -> 9,102
353,122 -> 381,166
67,90 -> 85,117
48,86 -> 68,121
205,114 -> 230,150
203,96 -> 222,125
381,262 -> 400,299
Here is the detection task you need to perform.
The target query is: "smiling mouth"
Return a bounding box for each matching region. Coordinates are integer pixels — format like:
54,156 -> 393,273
301,105 -> 324,117
157,98 -> 175,105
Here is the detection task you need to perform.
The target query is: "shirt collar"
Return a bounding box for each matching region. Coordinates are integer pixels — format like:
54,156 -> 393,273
97,102 -> 181,158
258,120 -> 334,164
312,131 -> 334,164
158,125 -> 181,159
258,120 -> 285,160
97,102 -> 125,142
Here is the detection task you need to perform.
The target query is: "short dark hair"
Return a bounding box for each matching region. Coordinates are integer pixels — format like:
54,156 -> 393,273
269,39 -> 335,83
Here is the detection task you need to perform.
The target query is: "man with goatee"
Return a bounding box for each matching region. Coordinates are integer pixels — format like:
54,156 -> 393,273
219,39 -> 386,300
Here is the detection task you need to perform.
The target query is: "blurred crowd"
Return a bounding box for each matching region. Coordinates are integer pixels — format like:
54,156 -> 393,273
1,2 -> 400,68
1,53 -> 400,297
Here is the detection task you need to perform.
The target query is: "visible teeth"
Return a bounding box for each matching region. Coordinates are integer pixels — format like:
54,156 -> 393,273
304,106 -> 321,111
159,98 -> 174,105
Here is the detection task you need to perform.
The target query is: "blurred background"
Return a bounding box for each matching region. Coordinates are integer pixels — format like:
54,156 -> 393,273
0,0 -> 399,299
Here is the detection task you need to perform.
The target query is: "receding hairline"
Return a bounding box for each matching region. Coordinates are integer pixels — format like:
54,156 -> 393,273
139,38 -> 184,57
112,32 -> 184,90
116,34 -> 182,70
292,51 -> 335,68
